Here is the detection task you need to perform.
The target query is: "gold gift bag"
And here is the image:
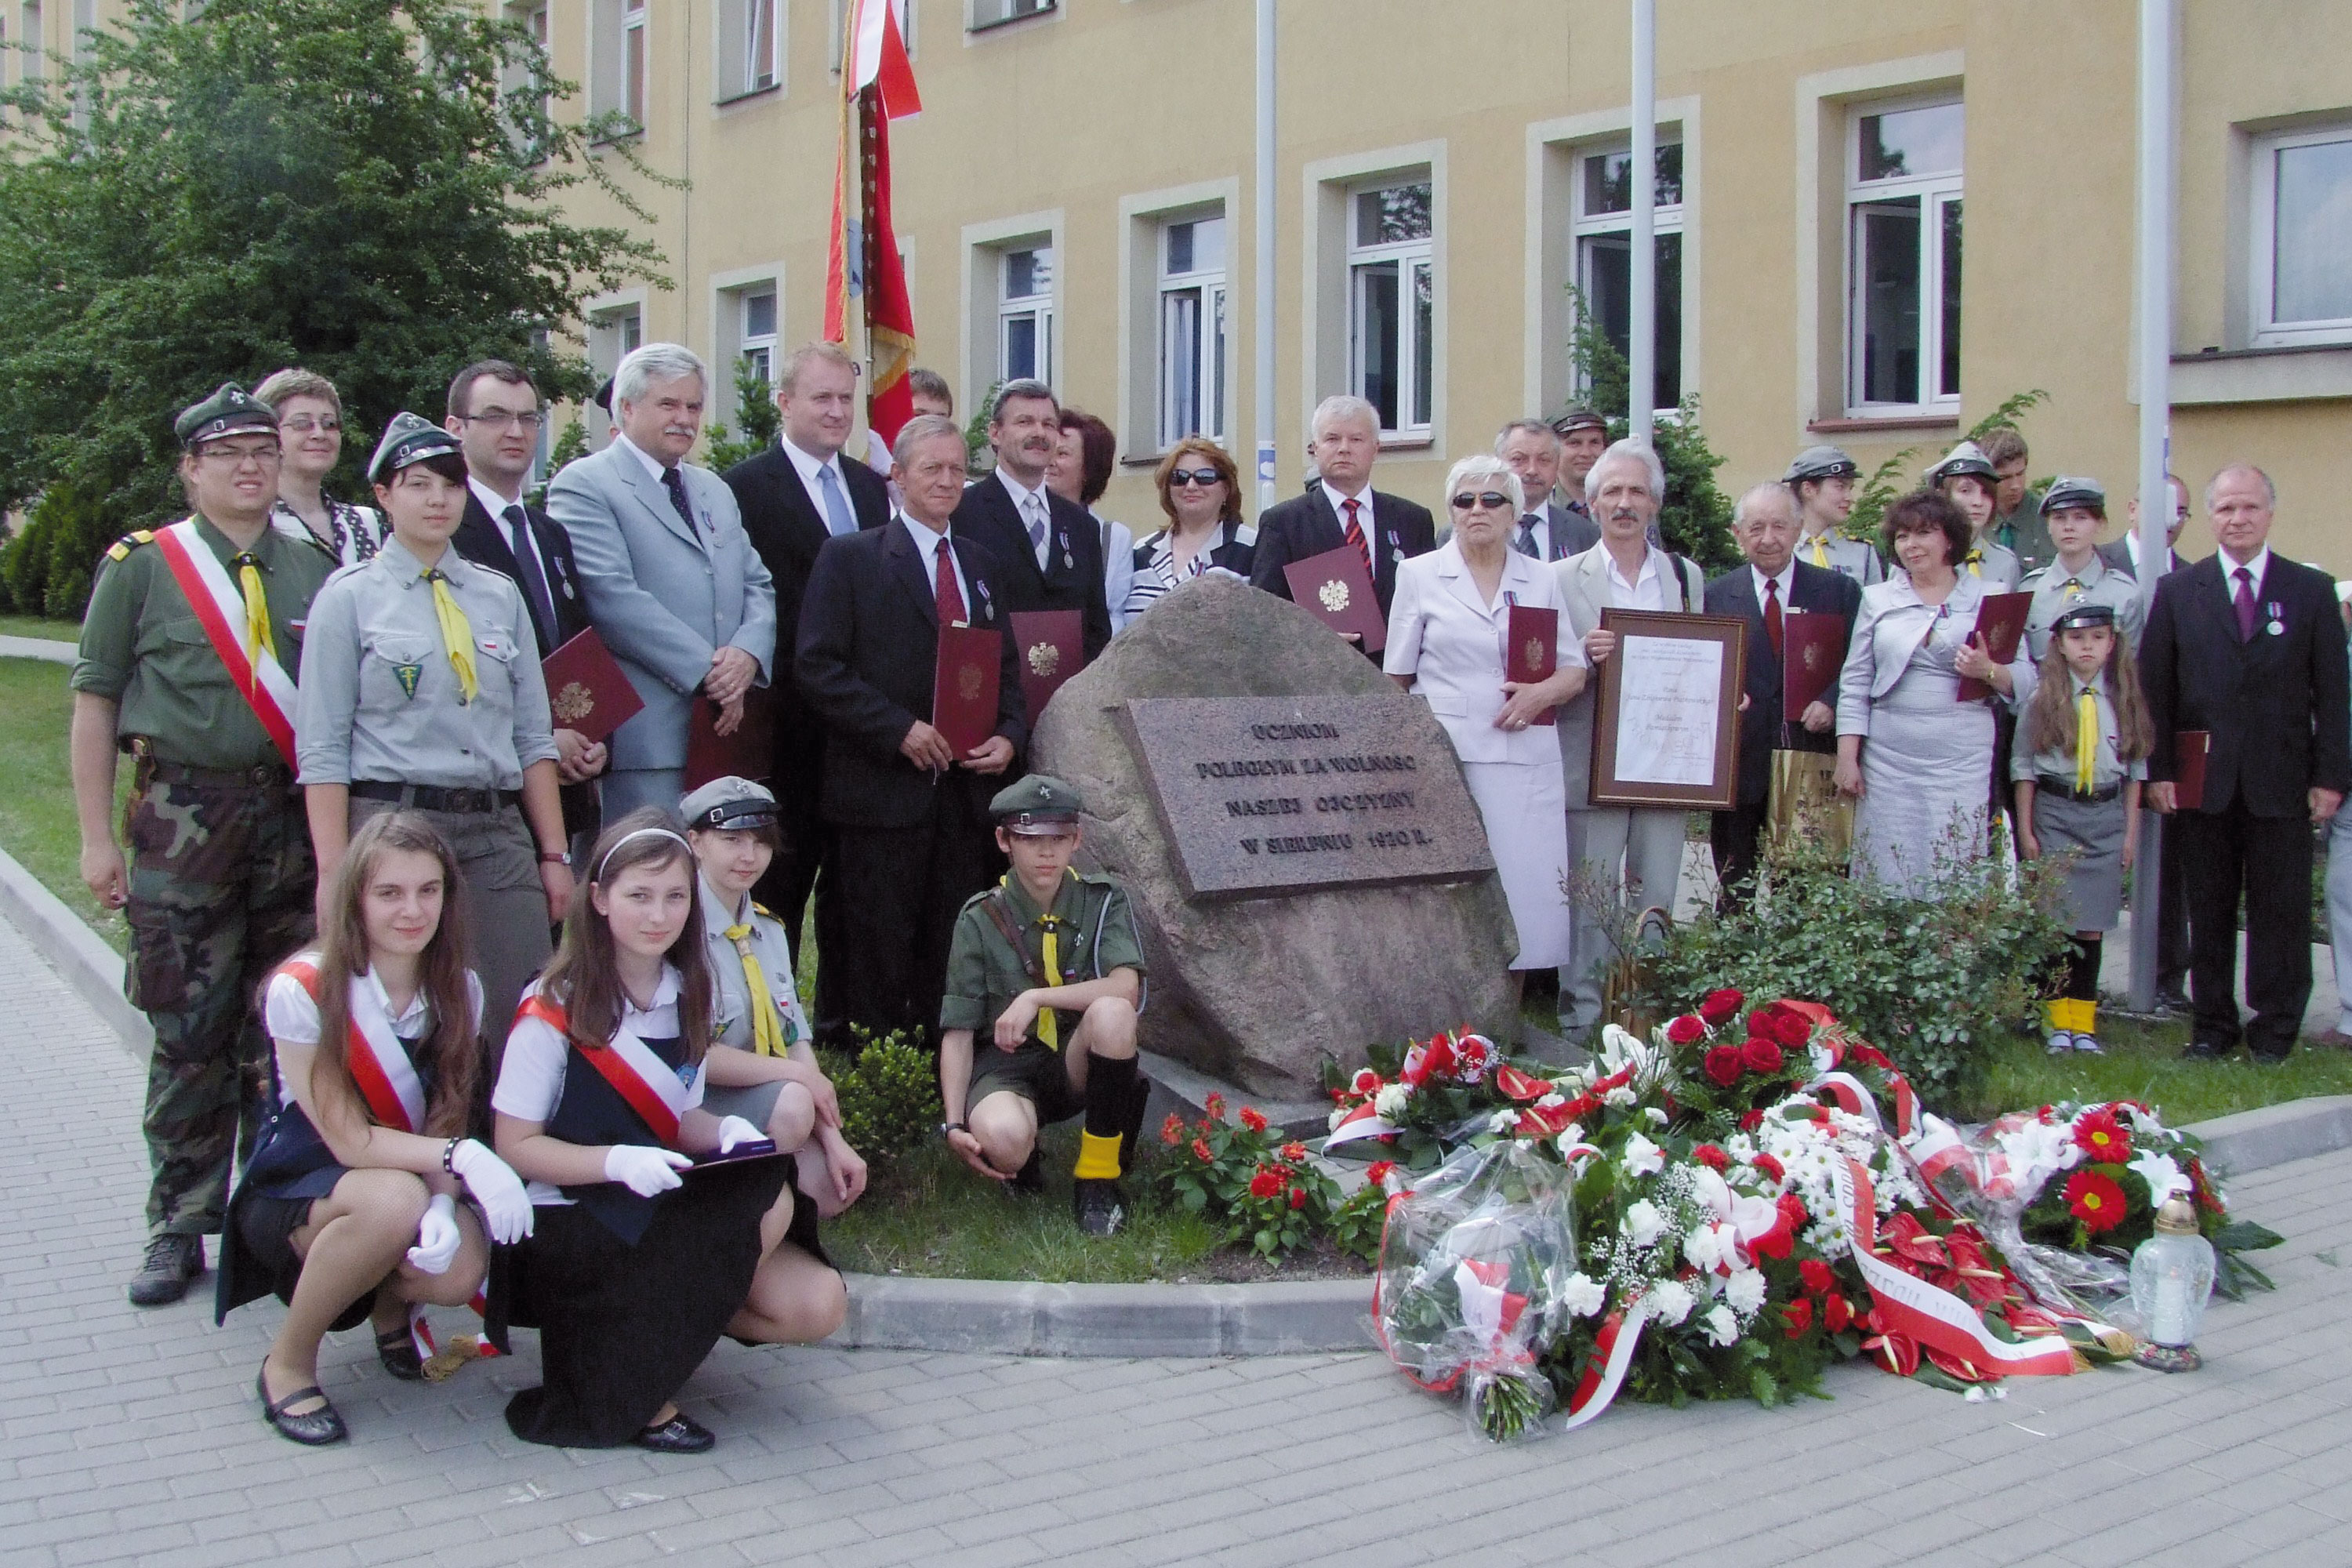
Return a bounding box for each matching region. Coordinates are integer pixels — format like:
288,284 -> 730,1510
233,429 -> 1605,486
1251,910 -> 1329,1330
1768,749 -> 1853,862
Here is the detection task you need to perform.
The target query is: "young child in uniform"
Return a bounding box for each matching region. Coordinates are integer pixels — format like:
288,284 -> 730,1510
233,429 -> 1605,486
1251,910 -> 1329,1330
937,775 -> 1152,1236
221,810 -> 535,1446
2013,603 -> 2151,1054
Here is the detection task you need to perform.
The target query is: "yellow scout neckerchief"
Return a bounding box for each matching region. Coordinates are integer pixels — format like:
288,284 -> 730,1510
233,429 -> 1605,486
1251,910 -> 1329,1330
722,913 -> 792,1058
423,568 -> 478,703
232,552 -> 276,664
989,869 -> 1077,1050
1806,534 -> 1830,568
2075,681 -> 2100,794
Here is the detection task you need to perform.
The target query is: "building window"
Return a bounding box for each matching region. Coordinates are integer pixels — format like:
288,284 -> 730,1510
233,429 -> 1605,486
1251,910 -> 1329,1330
1572,140 -> 1683,411
1348,180 -> 1434,436
717,0 -> 778,99
1159,216 -> 1226,447
1846,97 -> 1963,414
499,2 -> 550,136
587,304 -> 642,445
971,0 -> 1052,31
622,0 -> 648,126
2252,124 -> 2352,348
1000,244 -> 1054,384
739,286 -> 778,385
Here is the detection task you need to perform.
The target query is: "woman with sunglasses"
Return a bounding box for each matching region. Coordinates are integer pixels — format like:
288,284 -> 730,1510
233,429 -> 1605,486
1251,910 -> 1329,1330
1384,456 -> 1585,985
255,368 -> 385,566
1122,437 -> 1256,623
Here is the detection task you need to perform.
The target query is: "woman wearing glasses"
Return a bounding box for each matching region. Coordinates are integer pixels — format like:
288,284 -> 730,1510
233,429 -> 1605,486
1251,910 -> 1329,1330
1121,437 -> 1256,623
256,368 -> 385,566
1383,456 -> 1585,982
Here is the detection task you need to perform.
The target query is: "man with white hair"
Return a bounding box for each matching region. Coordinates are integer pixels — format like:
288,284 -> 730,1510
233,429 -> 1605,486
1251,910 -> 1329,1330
1552,440 -> 1708,1037
1249,394 -> 1436,650
550,342 -> 779,818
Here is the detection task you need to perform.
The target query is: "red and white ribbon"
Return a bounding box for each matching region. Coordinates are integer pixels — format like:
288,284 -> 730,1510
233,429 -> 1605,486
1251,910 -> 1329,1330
516,993 -> 688,1146
277,957 -> 426,1133
151,519 -> 299,767
1323,1101 -> 1396,1151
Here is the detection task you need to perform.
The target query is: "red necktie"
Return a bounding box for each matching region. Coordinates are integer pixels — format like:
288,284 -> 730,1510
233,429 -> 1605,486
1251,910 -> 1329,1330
1764,576 -> 1783,660
1341,497 -> 1370,574
934,535 -> 967,625
2232,566 -> 2256,643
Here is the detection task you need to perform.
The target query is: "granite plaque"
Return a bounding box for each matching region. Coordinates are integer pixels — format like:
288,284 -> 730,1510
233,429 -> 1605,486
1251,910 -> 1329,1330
1117,694 -> 1496,901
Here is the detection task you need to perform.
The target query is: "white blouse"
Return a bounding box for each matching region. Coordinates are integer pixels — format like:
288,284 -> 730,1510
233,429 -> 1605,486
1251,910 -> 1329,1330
1384,539 -> 1585,767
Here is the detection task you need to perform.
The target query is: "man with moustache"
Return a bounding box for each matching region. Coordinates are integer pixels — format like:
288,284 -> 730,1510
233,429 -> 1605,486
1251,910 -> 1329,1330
1250,394 -> 1436,647
1497,419 -> 1600,562
548,343 -> 777,818
950,379 -> 1112,662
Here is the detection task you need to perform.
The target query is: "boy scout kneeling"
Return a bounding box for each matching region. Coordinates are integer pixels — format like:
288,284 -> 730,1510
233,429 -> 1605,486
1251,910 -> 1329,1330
938,775 -> 1152,1236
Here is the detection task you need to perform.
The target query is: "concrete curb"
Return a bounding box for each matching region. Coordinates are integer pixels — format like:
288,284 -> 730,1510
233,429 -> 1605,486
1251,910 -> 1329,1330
8,840 -> 2347,1359
0,635 -> 78,664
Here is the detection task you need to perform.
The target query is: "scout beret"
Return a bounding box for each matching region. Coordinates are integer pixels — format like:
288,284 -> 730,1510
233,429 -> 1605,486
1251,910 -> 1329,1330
2049,601 -> 2118,634
1784,445 -> 1860,484
990,774 -> 1083,833
2039,476 -> 2107,516
367,410 -> 465,483
1926,439 -> 1997,485
175,383 -> 278,448
678,776 -> 779,833
1551,408 -> 1608,438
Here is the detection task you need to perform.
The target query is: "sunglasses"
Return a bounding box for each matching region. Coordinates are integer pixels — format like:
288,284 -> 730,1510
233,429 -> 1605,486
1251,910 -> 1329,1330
1451,492 -> 1513,512
1168,468 -> 1225,488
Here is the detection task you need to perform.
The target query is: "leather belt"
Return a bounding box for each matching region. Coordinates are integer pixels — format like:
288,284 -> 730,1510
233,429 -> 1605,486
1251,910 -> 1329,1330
349,781 -> 520,814
132,753 -> 294,790
2035,775 -> 2122,804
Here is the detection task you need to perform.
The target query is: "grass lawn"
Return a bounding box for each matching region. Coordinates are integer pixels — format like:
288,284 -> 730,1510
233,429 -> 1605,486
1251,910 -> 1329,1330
0,658 -> 128,952
0,613 -> 80,643
1984,1011 -> 2352,1128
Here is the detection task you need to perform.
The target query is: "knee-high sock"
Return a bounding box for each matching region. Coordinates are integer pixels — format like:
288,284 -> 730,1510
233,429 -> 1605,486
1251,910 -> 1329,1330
1075,1053 -> 1138,1178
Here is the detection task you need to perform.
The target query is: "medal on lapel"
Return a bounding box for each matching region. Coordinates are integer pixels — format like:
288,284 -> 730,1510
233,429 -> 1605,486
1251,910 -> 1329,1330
2268,601 -> 2285,637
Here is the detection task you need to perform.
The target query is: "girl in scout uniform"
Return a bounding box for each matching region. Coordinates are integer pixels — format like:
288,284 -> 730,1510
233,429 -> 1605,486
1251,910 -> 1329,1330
488,811 -> 843,1454
1784,445 -> 1885,586
221,811 -> 535,1446
2013,603 -> 2152,1055
681,776 -> 869,1224
1926,440 -> 2022,590
293,413 -> 575,1045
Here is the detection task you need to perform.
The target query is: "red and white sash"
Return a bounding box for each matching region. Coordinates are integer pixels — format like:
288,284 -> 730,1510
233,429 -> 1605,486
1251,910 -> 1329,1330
151,517 -> 301,767
278,956 -> 427,1133
514,993 -> 688,1148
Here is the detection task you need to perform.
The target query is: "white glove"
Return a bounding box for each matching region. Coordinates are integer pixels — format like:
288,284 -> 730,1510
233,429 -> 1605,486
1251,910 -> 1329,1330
716,1115 -> 764,1154
449,1138 -> 535,1244
604,1144 -> 692,1197
406,1194 -> 461,1275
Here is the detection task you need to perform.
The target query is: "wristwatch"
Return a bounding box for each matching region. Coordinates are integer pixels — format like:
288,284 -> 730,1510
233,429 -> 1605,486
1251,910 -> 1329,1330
939,1121 -> 967,1140
539,849 -> 570,866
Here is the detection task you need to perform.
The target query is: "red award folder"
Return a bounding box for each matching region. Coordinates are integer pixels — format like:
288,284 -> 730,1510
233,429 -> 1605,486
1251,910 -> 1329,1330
1956,590 -> 2032,702
538,626 -> 644,744
1780,610 -> 1849,719
1009,610 -> 1083,725
1283,544 -> 1386,653
1505,604 -> 1559,726
2172,730 -> 2210,811
683,686 -> 774,789
931,624 -> 1003,760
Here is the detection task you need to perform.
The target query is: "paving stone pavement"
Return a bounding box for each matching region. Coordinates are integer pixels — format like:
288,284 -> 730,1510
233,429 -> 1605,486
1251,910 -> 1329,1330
4,906 -> 2350,1568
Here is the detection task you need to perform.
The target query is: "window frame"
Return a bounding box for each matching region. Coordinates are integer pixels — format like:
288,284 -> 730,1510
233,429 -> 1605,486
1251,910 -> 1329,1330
621,0 -> 648,129
2249,122 -> 2352,349
1569,136 -> 1687,413
969,0 -> 1054,34
1345,179 -> 1436,439
998,244 -> 1056,387
1842,93 -> 1965,417
1157,215 -> 1228,449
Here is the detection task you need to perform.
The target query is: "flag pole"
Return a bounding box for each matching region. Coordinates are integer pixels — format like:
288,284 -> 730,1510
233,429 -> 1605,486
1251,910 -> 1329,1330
1628,0 -> 1656,448
1254,0 -> 1277,513
2127,0 -> 2175,1014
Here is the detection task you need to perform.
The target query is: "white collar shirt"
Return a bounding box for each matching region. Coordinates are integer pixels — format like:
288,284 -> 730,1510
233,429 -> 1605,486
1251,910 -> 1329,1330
782,437 -> 858,535
2221,545 -> 2273,598
996,468 -> 1054,568
1603,546 -> 1666,611
1321,481 -> 1375,538
612,431 -> 670,485
1751,561 -> 1795,609
900,513 -> 972,619
467,474 -> 550,593
1515,510 -> 1552,561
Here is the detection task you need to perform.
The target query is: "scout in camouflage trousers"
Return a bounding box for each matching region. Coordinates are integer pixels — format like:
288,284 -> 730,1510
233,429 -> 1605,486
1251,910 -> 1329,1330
71,384 -> 336,1305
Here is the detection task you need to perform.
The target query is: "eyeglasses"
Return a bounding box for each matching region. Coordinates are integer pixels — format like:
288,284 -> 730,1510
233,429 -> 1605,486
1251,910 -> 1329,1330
279,416 -> 340,434
1167,468 -> 1225,488
1451,492 -> 1512,512
462,410 -> 545,432
198,444 -> 282,466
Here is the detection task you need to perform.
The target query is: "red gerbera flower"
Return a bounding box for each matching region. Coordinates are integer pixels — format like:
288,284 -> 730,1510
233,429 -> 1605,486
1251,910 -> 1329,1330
1249,1167 -> 1284,1200
1239,1106 -> 1269,1133
1665,1014 -> 1707,1046
2064,1170 -> 2129,1233
1741,1038 -> 1785,1075
1160,1112 -> 1185,1146
1698,988 -> 1745,1025
1704,1045 -> 1745,1087
2072,1109 -> 2132,1166
1691,1144 -> 1729,1171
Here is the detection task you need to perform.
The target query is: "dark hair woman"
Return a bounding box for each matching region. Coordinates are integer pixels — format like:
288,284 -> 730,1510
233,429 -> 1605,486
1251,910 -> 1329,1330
1122,437 -> 1254,623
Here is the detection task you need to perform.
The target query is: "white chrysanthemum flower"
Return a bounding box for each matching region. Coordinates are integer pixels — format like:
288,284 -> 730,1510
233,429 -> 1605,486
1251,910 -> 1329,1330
1605,1085 -> 1638,1109
1646,1279 -> 1695,1327
1803,1214 -> 1856,1260
1327,1108 -> 1347,1133
1700,1304 -> 1740,1347
1622,1199 -> 1668,1247
1723,1268 -> 1767,1313
1622,1132 -> 1665,1178
1561,1272 -> 1607,1317
1726,1133 -> 1756,1163
1373,1083 -> 1410,1120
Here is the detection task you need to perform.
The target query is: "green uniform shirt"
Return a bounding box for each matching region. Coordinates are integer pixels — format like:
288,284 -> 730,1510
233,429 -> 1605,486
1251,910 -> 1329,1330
1994,502 -> 2055,577
71,515 -> 336,771
939,868 -> 1147,1044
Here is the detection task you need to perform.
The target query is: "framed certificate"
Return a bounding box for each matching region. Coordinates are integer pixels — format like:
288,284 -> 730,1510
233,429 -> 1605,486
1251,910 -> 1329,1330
1588,610 -> 1746,811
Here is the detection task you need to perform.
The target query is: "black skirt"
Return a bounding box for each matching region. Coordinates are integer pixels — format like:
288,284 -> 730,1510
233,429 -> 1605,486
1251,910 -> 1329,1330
216,1178 -> 373,1334
487,1155 -> 790,1448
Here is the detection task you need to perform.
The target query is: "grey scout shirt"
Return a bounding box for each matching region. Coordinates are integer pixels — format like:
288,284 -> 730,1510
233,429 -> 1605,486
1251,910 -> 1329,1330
699,877 -> 811,1051
295,535 -> 558,790
2011,673 -> 2145,788
1796,527 -> 1884,587
2004,553 -> 2146,711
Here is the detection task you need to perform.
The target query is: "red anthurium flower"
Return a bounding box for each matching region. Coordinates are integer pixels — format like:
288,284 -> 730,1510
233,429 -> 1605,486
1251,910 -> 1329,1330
1160,1113 -> 1185,1146
1798,1258 -> 1835,1294
1192,1138 -> 1214,1163
1881,1213 -> 1949,1269
1781,1298 -> 1814,1337
1860,1306 -> 1922,1377
1494,1064 -> 1552,1102
1698,988 -> 1744,1025
2072,1109 -> 2132,1166
2064,1170 -> 2129,1233
1248,1167 -> 1284,1200
1704,1046 -> 1745,1087
1741,1039 -> 1785,1075
1665,1014 -> 1707,1046
1423,1036 -> 1459,1081
1924,1348 -> 1991,1384
1824,1293 -> 1852,1333
1750,1153 -> 1785,1184
1692,1144 -> 1729,1172
1518,1100 -> 1577,1138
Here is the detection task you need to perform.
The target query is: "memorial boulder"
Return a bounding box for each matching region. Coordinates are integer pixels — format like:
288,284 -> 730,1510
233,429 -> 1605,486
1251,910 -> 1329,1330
1030,572 -> 1519,1098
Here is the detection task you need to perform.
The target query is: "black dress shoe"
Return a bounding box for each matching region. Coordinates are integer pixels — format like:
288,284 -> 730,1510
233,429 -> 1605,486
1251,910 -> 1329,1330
257,1368 -> 347,1446
2154,986 -> 2193,1016
376,1326 -> 425,1381
2182,1040 -> 2227,1060
1007,1149 -> 1045,1196
128,1234 -> 204,1307
1073,1178 -> 1127,1237
633,1414 -> 716,1454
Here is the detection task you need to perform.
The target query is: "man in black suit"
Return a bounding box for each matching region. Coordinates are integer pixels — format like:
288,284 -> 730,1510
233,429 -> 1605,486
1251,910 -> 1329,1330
722,342 -> 892,1017
949,379 -> 1112,662
1497,419 -> 1601,561
797,414 -> 1025,1043
2142,464 -> 2350,1061
1249,394 -> 1436,651
1704,482 -> 1862,902
445,359 -> 606,851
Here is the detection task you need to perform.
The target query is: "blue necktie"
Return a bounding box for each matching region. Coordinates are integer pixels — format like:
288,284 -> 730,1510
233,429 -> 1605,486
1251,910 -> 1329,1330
816,465 -> 855,537
662,466 -> 697,534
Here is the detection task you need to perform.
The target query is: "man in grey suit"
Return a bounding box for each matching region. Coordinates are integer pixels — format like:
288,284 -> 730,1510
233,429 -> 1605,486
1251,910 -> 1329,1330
547,342 -> 779,819
1497,419 -> 1601,561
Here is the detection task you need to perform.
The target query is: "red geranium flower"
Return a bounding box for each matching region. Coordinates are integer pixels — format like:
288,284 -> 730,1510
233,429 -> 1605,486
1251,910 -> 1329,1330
1289,1187 -> 1308,1210
1781,1298 -> 1814,1337
1741,1039 -> 1785,1075
2072,1109 -> 2132,1166
1824,1293 -> 1852,1333
1798,1258 -> 1835,1294
1665,1014 -> 1707,1046
1698,988 -> 1745,1025
1692,1144 -> 1729,1171
1704,1046 -> 1745,1087
1192,1138 -> 1214,1163
2064,1170 -> 2129,1233
1160,1112 -> 1185,1146
1279,1142 -> 1306,1163
1249,1167 -> 1284,1200
1365,1160 -> 1396,1189
1238,1106 -> 1269,1133
1751,1152 -> 1785,1183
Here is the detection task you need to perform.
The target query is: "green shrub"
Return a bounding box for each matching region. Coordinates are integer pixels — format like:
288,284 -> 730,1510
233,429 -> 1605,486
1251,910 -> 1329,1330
824,1027 -> 942,1167
701,358 -> 784,473
1648,829 -> 2071,1113
1848,388 -> 2049,543
1562,287 -> 1738,575
0,479 -> 112,617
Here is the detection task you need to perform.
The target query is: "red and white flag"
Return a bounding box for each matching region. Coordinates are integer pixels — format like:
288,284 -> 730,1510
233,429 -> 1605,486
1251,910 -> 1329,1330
826,0 -> 921,448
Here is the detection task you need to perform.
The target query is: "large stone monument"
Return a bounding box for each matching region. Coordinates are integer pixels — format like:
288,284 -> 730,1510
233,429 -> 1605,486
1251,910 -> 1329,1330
1031,572 -> 1519,1098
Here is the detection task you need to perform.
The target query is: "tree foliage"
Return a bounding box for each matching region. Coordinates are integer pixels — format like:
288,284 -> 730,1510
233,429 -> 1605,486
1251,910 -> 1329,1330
701,358 -> 786,473
1565,289 -> 1737,575
1846,388 -> 2051,542
0,0 -> 667,612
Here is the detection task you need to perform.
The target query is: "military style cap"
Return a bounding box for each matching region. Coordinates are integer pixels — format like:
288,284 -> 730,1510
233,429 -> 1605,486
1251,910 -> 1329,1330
367,411 -> 465,483
1926,439 -> 1997,485
1784,445 -> 1860,483
990,773 -> 1083,834
175,383 -> 279,448
2049,601 -> 2118,635
2039,476 -> 2107,516
678,775 -> 779,833
1551,407 -> 1608,437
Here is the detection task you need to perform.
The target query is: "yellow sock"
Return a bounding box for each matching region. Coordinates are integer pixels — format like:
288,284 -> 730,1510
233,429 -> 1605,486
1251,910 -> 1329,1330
2043,999 -> 2071,1035
1073,1130 -> 1123,1181
2075,1000 -> 2097,1038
